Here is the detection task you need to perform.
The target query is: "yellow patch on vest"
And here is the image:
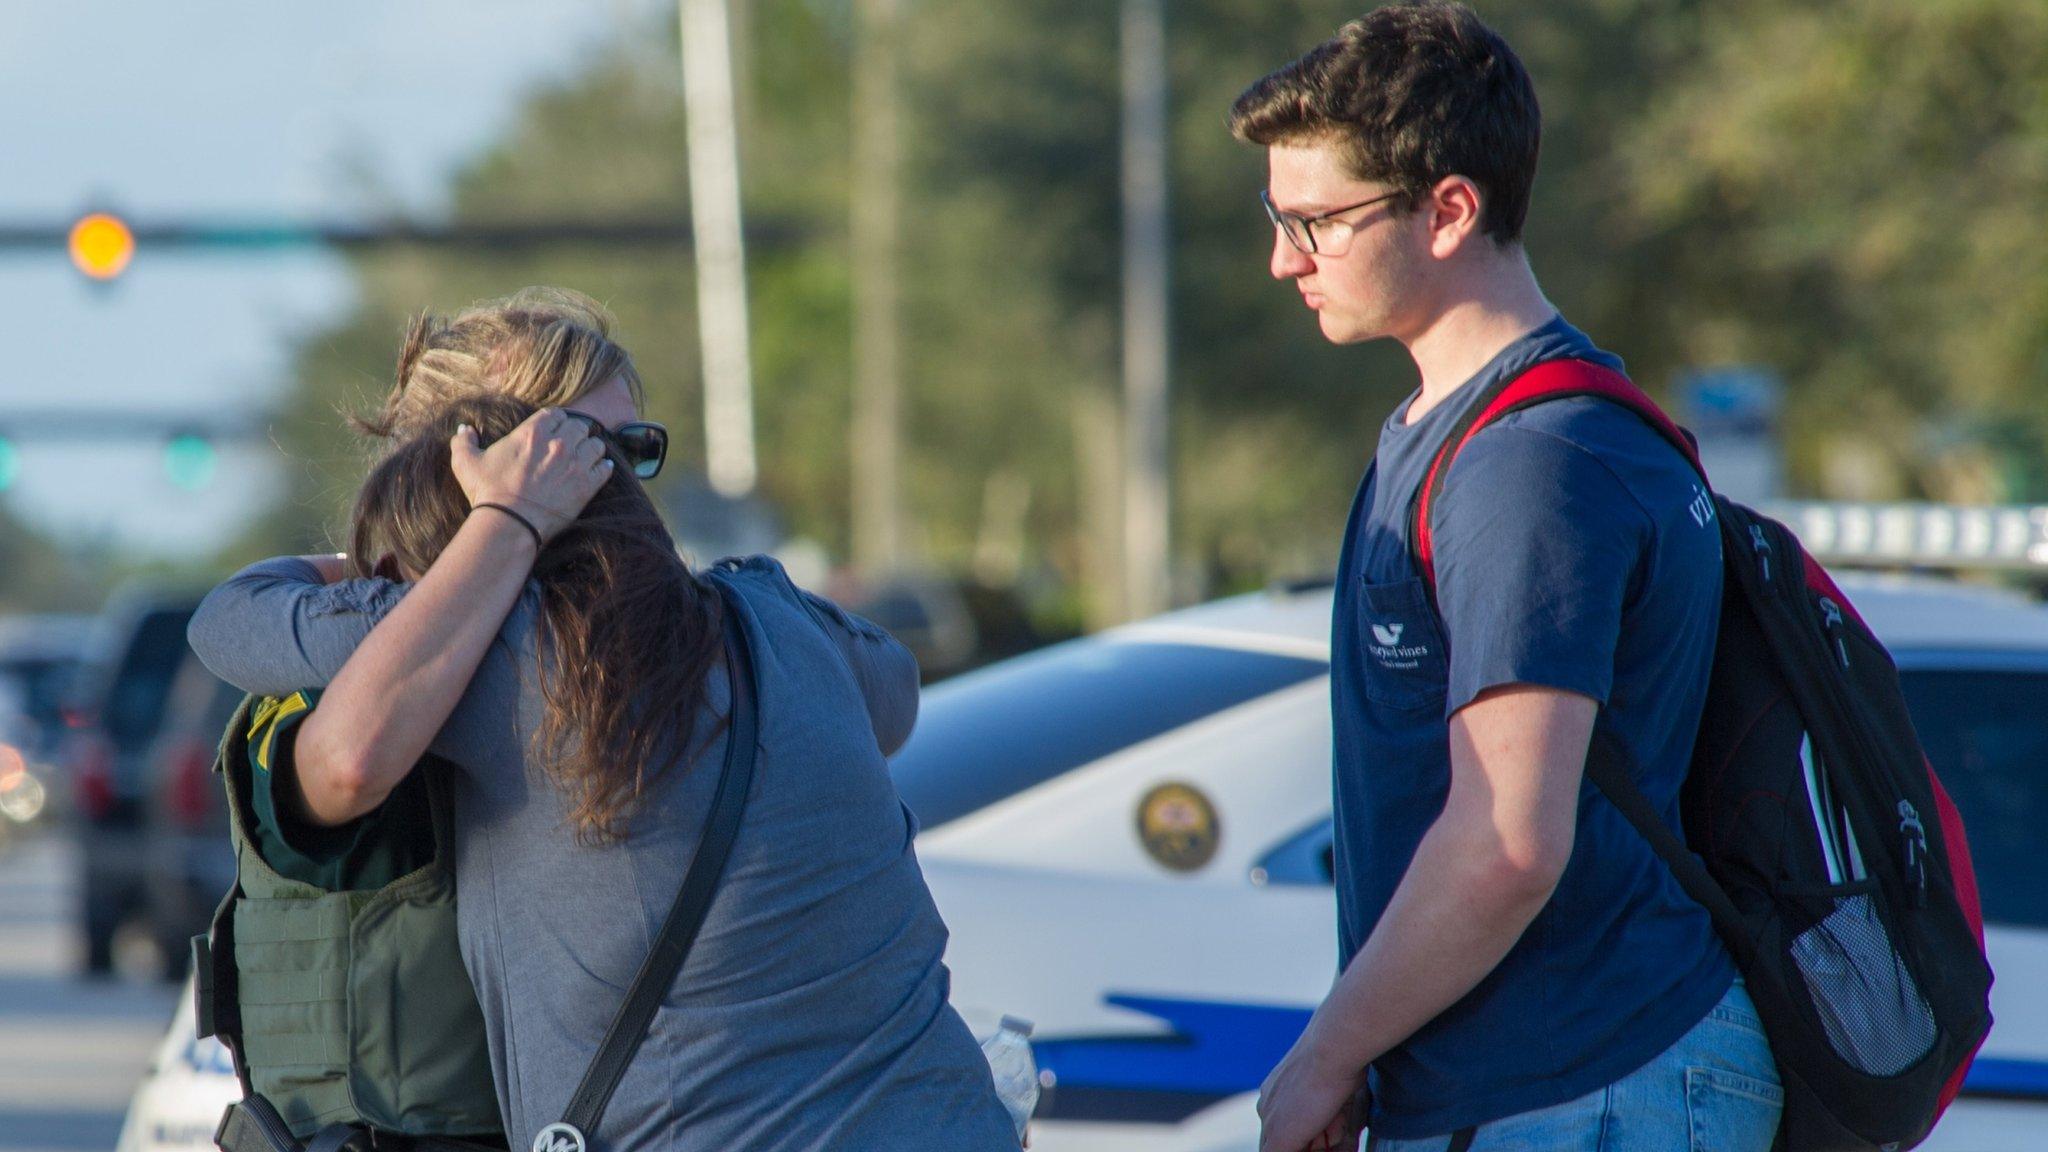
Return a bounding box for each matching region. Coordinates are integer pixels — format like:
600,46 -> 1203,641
247,691 -> 313,774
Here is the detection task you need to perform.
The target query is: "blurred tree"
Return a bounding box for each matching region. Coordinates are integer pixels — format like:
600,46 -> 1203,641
1616,0 -> 2048,499
226,4 -> 855,568
0,510 -> 111,614
900,0 -> 1413,614
226,0 -> 2048,619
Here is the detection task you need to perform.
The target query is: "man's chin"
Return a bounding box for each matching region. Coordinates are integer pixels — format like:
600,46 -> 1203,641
1317,311 -> 1382,346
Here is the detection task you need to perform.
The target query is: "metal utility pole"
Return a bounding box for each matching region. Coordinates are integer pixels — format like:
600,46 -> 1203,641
680,0 -> 759,497
851,0 -> 904,572
1121,0 -> 1172,619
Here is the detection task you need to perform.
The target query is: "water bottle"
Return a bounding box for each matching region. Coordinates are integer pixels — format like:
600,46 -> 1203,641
979,1015 -> 1040,1144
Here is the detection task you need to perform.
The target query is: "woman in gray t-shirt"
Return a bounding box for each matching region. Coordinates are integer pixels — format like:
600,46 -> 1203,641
190,391 -> 1014,1152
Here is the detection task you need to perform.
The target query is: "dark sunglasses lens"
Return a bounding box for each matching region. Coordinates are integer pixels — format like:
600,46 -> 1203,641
617,424 -> 667,479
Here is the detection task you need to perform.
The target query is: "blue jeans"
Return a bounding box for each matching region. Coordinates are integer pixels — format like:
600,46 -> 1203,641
1370,980 -> 1782,1152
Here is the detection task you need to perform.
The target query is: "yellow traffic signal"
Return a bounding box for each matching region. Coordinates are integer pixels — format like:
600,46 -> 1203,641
69,213 -> 135,280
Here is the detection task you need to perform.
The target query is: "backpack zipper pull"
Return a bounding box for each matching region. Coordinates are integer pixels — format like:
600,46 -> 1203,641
1750,523 -> 1772,583
1898,800 -> 1928,907
1819,597 -> 1850,668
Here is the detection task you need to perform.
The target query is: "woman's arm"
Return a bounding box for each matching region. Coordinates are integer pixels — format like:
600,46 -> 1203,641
195,410 -> 613,826
290,410 -> 612,825
288,510 -> 542,824
188,557 -> 402,696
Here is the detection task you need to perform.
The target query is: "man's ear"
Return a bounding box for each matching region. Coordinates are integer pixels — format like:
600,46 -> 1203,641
372,553 -> 405,582
1426,175 -> 1485,260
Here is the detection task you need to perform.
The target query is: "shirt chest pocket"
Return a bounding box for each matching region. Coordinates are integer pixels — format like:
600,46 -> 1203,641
1358,578 -> 1449,713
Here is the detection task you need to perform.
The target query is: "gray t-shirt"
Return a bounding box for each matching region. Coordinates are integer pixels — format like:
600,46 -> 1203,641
189,555 -> 1015,1152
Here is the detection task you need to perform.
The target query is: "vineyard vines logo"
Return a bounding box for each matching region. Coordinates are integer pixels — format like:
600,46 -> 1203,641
1368,619 -> 1431,669
533,1124 -> 586,1152
1688,485 -> 1715,528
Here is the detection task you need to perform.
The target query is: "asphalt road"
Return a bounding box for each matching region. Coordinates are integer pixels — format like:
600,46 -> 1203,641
0,832 -> 180,1152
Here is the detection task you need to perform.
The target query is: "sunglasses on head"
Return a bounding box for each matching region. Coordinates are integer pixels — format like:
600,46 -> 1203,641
564,411 -> 669,480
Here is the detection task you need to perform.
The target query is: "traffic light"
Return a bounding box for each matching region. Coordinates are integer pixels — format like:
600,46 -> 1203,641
68,213 -> 134,281
0,436 -> 16,492
163,433 -> 216,490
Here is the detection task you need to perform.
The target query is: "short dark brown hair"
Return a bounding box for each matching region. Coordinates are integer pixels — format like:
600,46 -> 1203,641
1229,2 -> 1540,246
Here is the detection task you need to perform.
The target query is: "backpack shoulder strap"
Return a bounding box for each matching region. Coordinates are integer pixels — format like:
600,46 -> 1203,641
1406,360 -> 1755,964
548,582 -> 761,1150
1410,358 -> 1704,593
1583,730 -> 1755,967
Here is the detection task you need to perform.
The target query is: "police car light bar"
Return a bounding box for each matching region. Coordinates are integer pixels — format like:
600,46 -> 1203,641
1762,501 -> 2048,573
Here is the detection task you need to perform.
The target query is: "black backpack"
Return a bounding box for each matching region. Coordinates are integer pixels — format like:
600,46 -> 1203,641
1412,357 -> 1993,1151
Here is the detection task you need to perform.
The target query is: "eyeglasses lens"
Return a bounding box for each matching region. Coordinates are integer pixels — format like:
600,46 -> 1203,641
1262,194 -> 1311,254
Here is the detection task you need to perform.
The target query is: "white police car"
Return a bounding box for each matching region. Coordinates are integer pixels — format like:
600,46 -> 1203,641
907,503 -> 2048,1151
115,984 -> 239,1152
122,503 -> 2048,1151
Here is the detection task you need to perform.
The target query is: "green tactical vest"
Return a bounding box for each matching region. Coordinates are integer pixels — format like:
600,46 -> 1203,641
193,695 -> 503,1141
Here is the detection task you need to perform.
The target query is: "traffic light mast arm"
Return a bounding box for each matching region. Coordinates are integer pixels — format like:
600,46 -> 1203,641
0,216 -> 813,257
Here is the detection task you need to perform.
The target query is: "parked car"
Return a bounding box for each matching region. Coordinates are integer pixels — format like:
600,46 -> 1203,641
840,572 -> 1056,683
121,559 -> 2048,1149
897,571 -> 2048,1151
113,977 -> 239,1152
0,613 -> 94,768
63,591 -> 202,977
141,653 -> 243,980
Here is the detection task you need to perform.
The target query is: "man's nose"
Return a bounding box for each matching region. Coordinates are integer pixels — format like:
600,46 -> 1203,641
1270,230 -> 1313,280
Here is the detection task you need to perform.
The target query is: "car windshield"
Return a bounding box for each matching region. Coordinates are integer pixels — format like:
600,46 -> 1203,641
0,658 -> 78,730
890,639 -> 1326,829
1899,668 -> 2048,930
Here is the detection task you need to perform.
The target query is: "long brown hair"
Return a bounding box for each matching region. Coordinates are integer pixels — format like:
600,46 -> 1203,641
348,392 -> 725,843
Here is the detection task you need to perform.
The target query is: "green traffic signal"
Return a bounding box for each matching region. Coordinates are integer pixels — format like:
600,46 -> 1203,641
0,439 -> 16,492
164,434 -> 217,490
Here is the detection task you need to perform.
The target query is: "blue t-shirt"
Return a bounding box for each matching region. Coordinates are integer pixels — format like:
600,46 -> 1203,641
1330,316 -> 1736,1138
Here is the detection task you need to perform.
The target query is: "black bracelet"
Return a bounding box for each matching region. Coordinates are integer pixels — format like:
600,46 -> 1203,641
471,502 -> 545,551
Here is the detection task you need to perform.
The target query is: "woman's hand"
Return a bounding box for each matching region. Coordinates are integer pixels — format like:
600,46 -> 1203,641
451,407 -> 614,542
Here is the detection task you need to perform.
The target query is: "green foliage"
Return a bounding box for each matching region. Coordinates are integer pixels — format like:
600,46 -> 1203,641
0,510 -> 110,614
1617,0 -> 2048,497
235,0 -> 2048,608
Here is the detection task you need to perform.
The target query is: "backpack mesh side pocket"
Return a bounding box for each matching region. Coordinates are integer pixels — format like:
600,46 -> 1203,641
1788,891 -> 1937,1077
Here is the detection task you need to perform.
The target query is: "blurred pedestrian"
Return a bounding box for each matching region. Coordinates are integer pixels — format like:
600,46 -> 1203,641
1230,5 -> 1779,1151
189,297 -> 1016,1152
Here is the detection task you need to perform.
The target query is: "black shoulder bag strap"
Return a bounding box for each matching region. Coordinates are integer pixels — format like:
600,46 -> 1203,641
535,583 -> 761,1152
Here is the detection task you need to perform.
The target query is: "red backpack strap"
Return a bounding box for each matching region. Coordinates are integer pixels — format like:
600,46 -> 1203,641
1411,358 -> 1703,593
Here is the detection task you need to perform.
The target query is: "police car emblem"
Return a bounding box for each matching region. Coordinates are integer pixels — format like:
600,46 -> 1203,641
533,1123 -> 586,1152
1136,782 -> 1220,872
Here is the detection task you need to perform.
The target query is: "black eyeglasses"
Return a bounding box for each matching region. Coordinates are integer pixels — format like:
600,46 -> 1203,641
565,412 -> 669,480
1261,187 -> 1404,256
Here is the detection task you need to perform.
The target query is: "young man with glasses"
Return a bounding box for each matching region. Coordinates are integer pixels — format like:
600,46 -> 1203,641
1230,5 -> 1779,1151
